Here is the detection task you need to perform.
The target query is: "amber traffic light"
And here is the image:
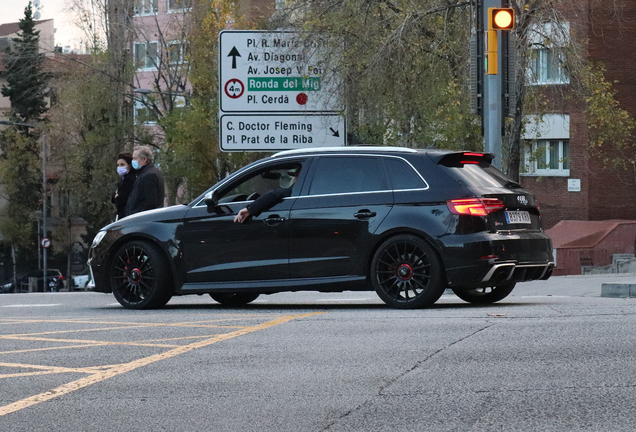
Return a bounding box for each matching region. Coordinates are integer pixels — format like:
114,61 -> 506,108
485,8 -> 515,75
489,8 -> 515,30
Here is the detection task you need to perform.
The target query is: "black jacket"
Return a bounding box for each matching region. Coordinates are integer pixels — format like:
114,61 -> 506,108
246,187 -> 292,217
125,163 -> 165,217
112,170 -> 136,220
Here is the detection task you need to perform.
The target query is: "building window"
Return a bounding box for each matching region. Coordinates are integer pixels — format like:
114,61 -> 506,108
172,95 -> 187,110
134,42 -> 158,70
168,42 -> 187,64
168,0 -> 191,10
521,139 -> 570,176
134,0 -> 158,15
528,48 -> 568,85
134,100 -> 157,125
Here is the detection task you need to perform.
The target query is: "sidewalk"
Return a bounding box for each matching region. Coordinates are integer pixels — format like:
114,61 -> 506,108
512,272 -> 636,297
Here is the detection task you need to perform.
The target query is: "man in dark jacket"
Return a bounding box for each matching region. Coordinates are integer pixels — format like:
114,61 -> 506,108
233,169 -> 298,223
125,146 -> 165,217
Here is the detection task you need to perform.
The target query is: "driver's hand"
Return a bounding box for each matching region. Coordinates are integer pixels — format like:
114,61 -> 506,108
233,208 -> 250,223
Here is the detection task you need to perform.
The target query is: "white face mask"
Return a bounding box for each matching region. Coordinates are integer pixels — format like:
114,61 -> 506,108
117,166 -> 128,176
279,173 -> 293,189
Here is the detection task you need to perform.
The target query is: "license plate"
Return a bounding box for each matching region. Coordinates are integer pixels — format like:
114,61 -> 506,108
505,210 -> 531,224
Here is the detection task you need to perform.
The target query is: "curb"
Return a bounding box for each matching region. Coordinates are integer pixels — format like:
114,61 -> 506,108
601,283 -> 636,298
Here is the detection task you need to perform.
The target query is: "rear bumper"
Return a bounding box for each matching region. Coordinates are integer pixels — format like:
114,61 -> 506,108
441,230 -> 554,288
480,261 -> 554,284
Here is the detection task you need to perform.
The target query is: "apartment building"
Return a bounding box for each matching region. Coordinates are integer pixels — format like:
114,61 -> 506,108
0,19 -> 55,122
131,0 -> 276,126
519,1 -> 636,230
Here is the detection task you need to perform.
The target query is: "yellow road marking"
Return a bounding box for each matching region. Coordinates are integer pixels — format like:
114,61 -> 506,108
0,334 -> 225,354
0,344 -> 111,355
2,321 -> 254,338
0,363 -> 123,379
2,336 -> 181,348
0,371 -> 79,379
0,362 -> 120,374
0,317 -> 264,327
143,334 -> 219,343
0,312 -> 323,417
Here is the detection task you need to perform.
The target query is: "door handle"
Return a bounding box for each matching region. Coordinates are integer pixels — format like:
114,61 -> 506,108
354,210 -> 377,219
264,215 -> 286,225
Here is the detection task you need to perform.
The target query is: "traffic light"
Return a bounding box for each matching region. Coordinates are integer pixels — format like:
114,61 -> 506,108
489,8 -> 515,31
485,8 -> 515,75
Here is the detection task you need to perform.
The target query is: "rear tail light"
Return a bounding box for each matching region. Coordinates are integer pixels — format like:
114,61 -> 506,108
59,275 -> 63,280
447,198 -> 505,216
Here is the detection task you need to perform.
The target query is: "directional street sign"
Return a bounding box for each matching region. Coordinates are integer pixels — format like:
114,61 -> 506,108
220,114 -> 345,151
41,237 -> 51,249
219,31 -> 343,114
218,30 -> 345,151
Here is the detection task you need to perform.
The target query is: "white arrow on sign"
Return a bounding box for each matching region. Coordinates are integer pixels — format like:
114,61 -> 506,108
219,30 -> 343,113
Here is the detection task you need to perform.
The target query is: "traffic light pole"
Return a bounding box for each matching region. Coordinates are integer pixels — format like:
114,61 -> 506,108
483,0 -> 503,169
42,134 -> 47,292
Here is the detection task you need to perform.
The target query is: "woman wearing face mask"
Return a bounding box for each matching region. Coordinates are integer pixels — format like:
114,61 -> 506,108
111,152 -> 136,220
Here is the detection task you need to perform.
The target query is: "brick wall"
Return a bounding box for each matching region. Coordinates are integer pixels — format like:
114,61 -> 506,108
239,0 -> 275,22
587,0 -> 636,222
521,0 -> 636,229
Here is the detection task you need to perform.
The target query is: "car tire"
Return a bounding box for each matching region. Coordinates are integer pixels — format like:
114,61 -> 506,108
109,240 -> 173,309
210,293 -> 260,306
371,234 -> 445,309
451,282 -> 516,304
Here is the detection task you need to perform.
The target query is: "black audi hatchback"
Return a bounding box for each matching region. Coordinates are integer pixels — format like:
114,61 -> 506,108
88,147 -> 553,309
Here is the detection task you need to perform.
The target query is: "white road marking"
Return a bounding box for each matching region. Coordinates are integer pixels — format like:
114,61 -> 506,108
2,304 -> 61,308
316,298 -> 374,302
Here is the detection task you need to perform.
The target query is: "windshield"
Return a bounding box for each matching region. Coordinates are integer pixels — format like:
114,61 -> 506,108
445,164 -> 522,189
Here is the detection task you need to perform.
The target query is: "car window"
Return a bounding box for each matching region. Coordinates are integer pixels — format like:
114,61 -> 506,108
217,163 -> 302,204
445,164 -> 519,189
308,156 -> 388,195
384,158 -> 426,190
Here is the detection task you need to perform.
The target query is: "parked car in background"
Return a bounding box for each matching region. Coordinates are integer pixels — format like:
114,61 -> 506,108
72,270 -> 91,291
89,146 -> 554,310
0,280 -> 12,293
0,269 -> 65,293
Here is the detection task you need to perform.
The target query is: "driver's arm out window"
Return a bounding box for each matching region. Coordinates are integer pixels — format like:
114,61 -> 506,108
218,164 -> 301,203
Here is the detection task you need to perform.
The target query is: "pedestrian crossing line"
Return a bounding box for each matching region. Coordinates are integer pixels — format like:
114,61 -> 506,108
0,312 -> 324,417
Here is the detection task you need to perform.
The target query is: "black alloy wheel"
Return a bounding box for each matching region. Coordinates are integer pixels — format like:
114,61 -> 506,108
210,293 -> 260,306
451,283 -> 516,304
371,234 -> 445,309
110,240 -> 172,309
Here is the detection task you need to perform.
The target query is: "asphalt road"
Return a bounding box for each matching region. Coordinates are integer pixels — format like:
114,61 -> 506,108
2,274 -> 636,431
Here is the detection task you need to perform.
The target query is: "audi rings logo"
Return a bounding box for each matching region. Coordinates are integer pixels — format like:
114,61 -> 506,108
517,195 -> 528,205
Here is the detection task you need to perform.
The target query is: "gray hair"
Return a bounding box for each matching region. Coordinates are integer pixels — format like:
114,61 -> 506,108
134,145 -> 154,163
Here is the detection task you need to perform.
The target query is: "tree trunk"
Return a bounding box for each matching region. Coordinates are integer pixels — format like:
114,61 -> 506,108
507,83 -> 526,181
11,245 -> 16,288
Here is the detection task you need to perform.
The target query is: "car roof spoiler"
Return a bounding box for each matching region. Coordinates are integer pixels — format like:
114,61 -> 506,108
428,151 -> 495,166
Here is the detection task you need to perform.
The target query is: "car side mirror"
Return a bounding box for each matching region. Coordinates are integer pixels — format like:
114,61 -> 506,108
204,191 -> 220,213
